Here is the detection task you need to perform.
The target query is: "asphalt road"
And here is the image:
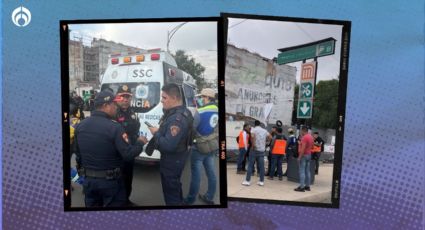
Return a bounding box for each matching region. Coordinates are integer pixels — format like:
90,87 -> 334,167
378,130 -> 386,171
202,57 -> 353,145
71,154 -> 221,207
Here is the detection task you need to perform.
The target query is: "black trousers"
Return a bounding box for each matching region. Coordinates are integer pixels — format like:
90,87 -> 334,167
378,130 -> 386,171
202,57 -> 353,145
83,177 -> 126,207
312,152 -> 321,173
122,160 -> 135,200
160,158 -> 186,205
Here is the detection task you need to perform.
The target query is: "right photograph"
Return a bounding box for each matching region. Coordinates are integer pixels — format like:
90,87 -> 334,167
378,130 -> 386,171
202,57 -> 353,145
222,13 -> 351,207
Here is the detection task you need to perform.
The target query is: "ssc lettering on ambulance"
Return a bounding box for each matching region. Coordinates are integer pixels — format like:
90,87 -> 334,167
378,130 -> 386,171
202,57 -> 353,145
132,68 -> 153,78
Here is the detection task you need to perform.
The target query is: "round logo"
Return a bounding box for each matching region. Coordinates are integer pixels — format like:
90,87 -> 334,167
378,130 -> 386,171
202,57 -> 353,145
12,6 -> 31,27
209,114 -> 219,128
136,85 -> 148,99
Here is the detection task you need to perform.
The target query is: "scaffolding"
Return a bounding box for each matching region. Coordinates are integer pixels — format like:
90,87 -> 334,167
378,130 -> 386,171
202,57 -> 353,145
68,33 -> 144,92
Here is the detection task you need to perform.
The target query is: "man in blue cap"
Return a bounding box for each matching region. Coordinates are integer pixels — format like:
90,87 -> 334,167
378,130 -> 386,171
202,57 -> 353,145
74,90 -> 148,207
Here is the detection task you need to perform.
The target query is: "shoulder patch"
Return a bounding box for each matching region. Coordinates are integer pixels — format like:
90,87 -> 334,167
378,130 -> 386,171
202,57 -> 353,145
122,133 -> 129,143
170,125 -> 181,136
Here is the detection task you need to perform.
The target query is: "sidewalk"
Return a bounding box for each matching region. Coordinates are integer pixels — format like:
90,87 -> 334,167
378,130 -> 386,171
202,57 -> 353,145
227,162 -> 333,203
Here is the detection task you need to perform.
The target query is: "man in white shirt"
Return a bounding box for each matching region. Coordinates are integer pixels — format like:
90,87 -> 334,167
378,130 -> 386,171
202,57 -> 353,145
242,120 -> 272,186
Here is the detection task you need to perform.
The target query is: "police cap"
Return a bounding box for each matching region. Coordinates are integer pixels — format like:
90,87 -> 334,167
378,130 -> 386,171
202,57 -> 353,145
116,84 -> 132,96
94,90 -> 119,107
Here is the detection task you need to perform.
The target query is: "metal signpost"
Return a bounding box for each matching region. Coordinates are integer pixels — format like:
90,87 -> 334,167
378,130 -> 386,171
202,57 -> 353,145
277,37 -> 336,120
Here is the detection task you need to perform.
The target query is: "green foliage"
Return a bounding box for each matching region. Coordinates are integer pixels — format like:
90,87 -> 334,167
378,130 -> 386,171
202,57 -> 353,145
173,50 -> 206,89
292,79 -> 339,129
311,79 -> 339,129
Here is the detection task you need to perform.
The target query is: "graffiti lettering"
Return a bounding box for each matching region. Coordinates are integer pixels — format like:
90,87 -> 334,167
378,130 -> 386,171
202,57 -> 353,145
236,104 -> 246,115
249,106 -> 264,118
238,88 -> 272,103
265,75 -> 293,91
234,104 -> 265,120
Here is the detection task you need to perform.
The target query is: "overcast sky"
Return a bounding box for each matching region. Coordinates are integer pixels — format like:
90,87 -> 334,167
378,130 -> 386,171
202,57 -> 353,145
69,21 -> 217,80
227,18 -> 343,83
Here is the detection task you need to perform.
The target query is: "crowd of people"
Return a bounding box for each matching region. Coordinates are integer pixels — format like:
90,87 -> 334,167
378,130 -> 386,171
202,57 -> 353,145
69,84 -> 219,207
237,121 -> 324,192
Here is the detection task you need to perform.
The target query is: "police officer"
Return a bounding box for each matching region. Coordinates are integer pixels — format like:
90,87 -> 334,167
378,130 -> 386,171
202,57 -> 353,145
147,83 -> 193,206
115,84 -> 141,205
74,90 -> 148,207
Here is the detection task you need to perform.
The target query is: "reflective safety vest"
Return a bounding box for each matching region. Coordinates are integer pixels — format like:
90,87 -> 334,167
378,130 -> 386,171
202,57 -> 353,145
272,139 -> 287,155
238,131 -> 249,149
311,144 -> 321,153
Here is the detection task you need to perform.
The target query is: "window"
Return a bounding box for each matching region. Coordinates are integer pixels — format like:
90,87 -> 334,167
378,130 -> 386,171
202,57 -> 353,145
182,83 -> 196,107
101,82 -> 160,113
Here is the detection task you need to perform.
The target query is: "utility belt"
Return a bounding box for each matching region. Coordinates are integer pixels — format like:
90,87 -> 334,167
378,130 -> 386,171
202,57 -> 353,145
80,168 -> 122,180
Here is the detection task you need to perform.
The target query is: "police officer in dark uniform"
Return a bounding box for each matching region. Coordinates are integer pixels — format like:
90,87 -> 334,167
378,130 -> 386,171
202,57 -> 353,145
147,83 -> 193,206
114,84 -> 141,205
74,90 -> 148,207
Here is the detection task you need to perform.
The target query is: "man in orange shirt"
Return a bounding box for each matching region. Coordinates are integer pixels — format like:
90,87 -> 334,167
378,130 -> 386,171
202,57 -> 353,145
267,127 -> 286,180
312,132 -> 325,175
236,124 -> 250,174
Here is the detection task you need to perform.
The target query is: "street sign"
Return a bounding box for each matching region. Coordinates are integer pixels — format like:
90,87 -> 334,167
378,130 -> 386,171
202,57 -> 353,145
300,82 -> 313,99
277,38 -> 336,65
297,61 -> 317,119
297,100 -> 312,118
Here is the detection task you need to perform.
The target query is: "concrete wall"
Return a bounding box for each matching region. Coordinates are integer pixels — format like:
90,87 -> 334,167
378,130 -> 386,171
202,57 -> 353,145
225,44 -> 297,126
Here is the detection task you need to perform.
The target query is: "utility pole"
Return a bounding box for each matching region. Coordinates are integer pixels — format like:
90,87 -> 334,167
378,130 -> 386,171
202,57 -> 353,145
166,22 -> 188,53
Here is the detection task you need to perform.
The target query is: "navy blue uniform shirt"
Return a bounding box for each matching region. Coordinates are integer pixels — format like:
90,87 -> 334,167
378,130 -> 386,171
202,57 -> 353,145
116,108 -> 140,145
75,111 -> 144,170
153,105 -> 193,162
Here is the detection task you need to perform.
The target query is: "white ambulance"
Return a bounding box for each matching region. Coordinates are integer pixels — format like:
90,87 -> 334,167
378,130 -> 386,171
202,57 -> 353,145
100,49 -> 197,163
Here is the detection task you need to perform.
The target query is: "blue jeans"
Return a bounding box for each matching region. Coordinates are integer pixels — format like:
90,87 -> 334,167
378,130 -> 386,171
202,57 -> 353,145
185,149 -> 217,204
245,150 -> 265,182
269,154 -> 283,178
299,154 -> 312,188
237,148 -> 247,171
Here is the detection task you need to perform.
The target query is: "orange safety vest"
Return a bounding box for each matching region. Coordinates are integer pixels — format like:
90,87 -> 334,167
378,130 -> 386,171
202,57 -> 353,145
311,144 -> 321,153
238,131 -> 249,149
272,139 -> 287,155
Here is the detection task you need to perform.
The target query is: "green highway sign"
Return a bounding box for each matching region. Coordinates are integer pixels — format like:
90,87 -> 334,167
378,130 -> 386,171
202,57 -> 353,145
297,100 -> 312,119
277,38 -> 336,65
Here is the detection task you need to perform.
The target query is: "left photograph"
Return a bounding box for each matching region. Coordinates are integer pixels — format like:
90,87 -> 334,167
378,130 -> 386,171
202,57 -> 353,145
61,18 -> 225,210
